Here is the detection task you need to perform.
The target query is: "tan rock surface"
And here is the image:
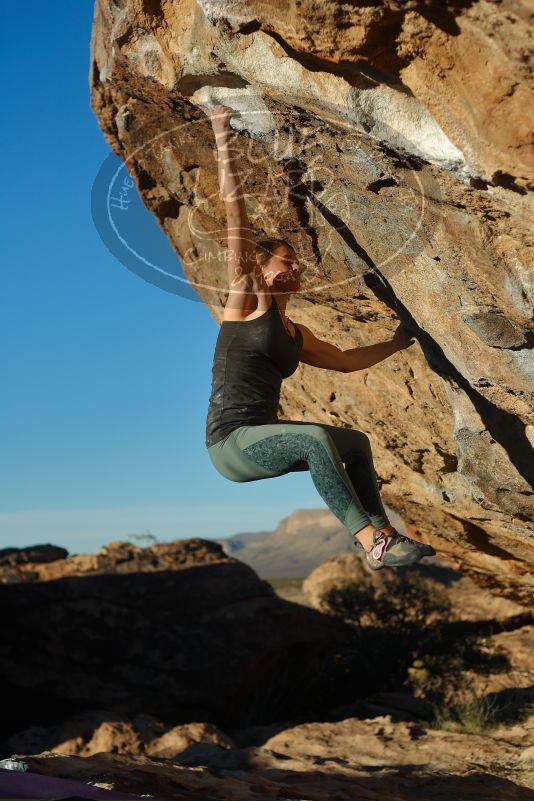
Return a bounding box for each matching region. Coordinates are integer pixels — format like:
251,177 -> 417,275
13,712 -> 534,799
5,713 -> 235,761
0,537 -> 235,583
89,0 -> 533,604
303,551 -> 389,608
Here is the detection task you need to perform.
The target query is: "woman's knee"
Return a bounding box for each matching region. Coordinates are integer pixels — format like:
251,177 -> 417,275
347,429 -> 372,453
298,426 -> 341,462
360,431 -> 372,450
301,424 -> 334,445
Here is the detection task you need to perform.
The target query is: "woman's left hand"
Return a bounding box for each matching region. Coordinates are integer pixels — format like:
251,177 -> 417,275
392,322 -> 416,350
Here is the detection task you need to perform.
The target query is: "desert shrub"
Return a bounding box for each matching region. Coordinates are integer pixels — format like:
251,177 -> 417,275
322,570 -> 451,635
316,571 -> 453,698
432,693 -> 502,734
431,686 -> 534,734
315,570 -> 527,729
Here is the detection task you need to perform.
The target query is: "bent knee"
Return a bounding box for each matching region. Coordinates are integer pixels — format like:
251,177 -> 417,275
360,432 -> 371,449
302,425 -> 333,444
345,432 -> 372,460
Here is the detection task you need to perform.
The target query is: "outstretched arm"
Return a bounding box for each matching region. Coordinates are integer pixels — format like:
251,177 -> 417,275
298,322 -> 415,372
211,106 -> 247,211
210,106 -> 264,307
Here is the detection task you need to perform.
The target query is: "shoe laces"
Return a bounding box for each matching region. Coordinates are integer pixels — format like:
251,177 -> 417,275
393,531 -> 411,544
376,529 -> 413,546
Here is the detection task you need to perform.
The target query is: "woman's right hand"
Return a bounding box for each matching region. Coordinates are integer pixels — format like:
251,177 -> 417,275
210,104 -> 234,133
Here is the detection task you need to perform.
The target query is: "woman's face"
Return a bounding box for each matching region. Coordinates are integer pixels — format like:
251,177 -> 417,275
262,244 -> 302,293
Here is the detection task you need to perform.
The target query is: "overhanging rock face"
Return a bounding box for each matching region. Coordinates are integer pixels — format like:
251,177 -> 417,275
89,0 -> 533,602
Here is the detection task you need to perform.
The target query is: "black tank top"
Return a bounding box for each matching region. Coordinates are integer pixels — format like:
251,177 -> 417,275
205,295 -> 303,447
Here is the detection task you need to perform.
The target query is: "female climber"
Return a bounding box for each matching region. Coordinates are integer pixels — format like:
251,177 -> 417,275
204,104 -> 435,570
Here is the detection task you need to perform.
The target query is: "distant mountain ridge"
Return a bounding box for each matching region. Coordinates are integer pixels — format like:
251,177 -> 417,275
217,529 -> 272,554
215,508 -> 355,578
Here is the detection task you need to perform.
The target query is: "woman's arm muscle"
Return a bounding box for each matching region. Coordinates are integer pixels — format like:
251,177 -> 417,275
211,107 -> 267,311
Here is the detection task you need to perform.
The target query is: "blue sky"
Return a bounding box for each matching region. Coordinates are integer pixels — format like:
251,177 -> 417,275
0,2 -> 323,555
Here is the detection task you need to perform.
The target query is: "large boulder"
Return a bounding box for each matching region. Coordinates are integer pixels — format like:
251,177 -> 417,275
89,0 -> 533,603
0,539 -> 350,744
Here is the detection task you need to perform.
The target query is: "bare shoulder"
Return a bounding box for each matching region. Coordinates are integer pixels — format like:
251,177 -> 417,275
223,290 -> 273,322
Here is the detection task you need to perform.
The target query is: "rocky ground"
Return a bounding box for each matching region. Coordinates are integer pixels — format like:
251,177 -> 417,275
4,693 -> 534,800
1,538 -> 532,799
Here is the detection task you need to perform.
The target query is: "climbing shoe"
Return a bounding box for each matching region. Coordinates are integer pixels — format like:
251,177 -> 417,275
353,528 -> 435,570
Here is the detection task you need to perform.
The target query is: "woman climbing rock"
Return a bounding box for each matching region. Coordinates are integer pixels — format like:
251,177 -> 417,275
204,104 -> 435,570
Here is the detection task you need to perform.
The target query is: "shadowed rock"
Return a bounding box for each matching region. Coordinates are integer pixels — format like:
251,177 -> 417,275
0,539 -> 350,743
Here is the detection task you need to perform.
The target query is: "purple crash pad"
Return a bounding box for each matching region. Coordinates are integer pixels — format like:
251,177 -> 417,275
0,769 -> 162,800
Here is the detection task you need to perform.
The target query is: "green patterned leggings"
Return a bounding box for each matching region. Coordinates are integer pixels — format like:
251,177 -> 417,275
206,421 -> 390,535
